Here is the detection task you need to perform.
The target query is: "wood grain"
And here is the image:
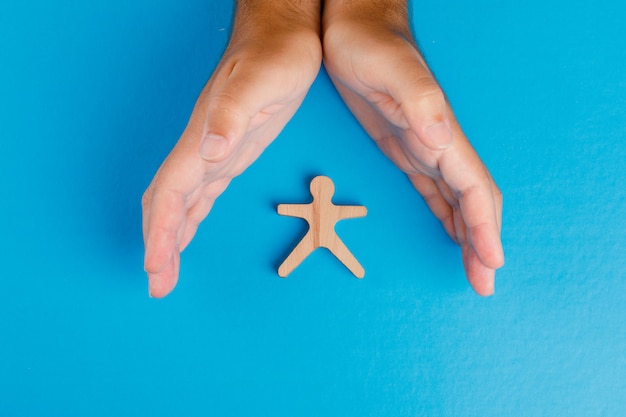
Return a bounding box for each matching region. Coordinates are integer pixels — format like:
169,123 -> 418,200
277,176 -> 367,278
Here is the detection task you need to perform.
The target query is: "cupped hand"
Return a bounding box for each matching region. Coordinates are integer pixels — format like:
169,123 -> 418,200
142,11 -> 322,297
322,12 -> 504,295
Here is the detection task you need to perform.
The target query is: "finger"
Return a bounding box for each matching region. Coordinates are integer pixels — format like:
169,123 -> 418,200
143,187 -> 187,297
408,173 -> 456,241
463,245 -> 496,296
489,172 -> 503,232
143,188 -> 186,273
179,178 -> 231,252
178,198 -> 215,254
459,183 -> 504,270
141,189 -> 152,247
456,208 -> 495,296
147,252 -> 180,299
379,49 -> 453,151
439,140 -> 504,270
453,205 -> 467,249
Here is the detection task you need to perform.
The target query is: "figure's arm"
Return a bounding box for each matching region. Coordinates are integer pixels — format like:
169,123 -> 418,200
142,0 -> 322,298
322,0 -> 503,295
277,203 -> 313,220
334,205 -> 367,220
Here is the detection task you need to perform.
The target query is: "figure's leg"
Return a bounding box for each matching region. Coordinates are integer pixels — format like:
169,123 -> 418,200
278,233 -> 316,277
326,235 -> 365,278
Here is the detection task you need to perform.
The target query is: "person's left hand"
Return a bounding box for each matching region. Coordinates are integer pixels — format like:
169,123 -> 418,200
322,5 -> 504,295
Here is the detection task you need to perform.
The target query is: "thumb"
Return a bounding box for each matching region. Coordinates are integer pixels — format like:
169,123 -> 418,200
199,132 -> 230,162
382,50 -> 453,151
197,63 -> 285,162
198,93 -> 253,162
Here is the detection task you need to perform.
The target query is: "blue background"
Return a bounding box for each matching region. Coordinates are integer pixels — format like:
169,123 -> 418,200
1,1 -> 625,415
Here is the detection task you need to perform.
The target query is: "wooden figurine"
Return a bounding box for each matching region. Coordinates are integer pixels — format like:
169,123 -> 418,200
277,176 -> 367,278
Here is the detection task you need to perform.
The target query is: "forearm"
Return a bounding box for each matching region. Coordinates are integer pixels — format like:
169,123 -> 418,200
322,0 -> 410,33
234,0 -> 322,36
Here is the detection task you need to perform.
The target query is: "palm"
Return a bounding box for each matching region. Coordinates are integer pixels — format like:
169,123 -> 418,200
142,30 -> 322,297
323,24 -> 504,295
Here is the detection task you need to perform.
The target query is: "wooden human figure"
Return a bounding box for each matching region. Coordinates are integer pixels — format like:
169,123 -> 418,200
277,176 -> 367,278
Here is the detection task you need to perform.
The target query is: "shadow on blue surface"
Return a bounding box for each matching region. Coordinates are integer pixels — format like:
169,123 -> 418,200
72,2 -> 233,278
2,0 -> 626,416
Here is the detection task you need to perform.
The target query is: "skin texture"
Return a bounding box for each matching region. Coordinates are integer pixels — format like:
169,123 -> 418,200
142,0 -> 504,298
142,1 -> 323,297
322,0 -> 504,295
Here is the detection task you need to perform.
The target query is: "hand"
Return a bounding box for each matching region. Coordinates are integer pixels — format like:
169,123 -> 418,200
142,2 -> 322,297
322,1 -> 504,295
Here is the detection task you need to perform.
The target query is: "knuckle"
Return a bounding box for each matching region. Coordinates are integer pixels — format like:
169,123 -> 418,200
141,188 -> 152,209
493,185 -> 503,205
402,75 -> 447,124
208,92 -> 243,115
414,81 -> 445,108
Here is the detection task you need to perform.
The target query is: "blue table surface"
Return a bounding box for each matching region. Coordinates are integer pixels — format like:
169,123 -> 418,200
1,1 -> 625,416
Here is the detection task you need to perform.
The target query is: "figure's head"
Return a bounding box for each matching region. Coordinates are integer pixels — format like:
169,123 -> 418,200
310,175 -> 334,196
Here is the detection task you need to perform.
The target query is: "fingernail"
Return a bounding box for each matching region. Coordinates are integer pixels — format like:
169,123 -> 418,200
425,121 -> 453,150
199,134 -> 228,161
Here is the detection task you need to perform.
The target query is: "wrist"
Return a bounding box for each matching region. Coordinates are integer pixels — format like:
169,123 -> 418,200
235,0 -> 322,36
322,0 -> 409,32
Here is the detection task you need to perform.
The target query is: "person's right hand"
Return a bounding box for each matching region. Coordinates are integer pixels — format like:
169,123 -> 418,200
142,2 -> 322,298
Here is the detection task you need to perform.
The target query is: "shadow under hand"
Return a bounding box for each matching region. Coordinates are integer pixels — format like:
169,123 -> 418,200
80,2 -> 233,280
